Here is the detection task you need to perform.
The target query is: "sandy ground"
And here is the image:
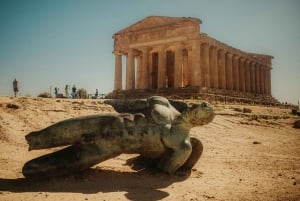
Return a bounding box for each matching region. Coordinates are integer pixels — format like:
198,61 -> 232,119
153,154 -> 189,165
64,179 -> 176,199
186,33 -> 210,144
0,96 -> 299,201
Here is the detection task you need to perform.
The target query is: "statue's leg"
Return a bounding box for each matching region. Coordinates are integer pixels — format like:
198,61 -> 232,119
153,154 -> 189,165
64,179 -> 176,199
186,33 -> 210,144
25,115 -> 118,150
176,137 -> 203,175
22,144 -> 118,178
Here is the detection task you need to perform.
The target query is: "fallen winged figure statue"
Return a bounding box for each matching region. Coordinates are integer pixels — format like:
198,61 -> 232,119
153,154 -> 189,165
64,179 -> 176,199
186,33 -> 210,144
23,96 -> 215,177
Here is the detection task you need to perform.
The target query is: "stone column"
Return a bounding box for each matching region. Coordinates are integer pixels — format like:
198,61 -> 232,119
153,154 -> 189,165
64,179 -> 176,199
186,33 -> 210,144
209,46 -> 218,88
232,55 -> 239,91
201,43 -> 210,87
191,41 -> 201,87
225,52 -> 233,90
174,44 -> 183,88
239,58 -> 245,92
126,49 -> 135,90
255,63 -> 261,94
148,53 -> 153,88
260,65 -> 265,95
157,46 -> 166,88
262,67 -> 266,95
183,49 -> 189,87
114,53 -> 122,90
268,67 -> 272,95
250,62 -> 256,93
136,54 -> 142,89
141,47 -> 149,89
217,49 -> 226,89
265,66 -> 271,95
245,60 -> 251,92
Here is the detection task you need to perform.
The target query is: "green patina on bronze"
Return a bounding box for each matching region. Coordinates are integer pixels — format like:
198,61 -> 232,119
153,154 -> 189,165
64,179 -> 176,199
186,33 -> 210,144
23,96 -> 215,177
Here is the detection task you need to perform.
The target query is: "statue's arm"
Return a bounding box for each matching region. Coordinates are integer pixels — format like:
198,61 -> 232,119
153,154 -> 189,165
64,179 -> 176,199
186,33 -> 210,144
104,99 -> 149,113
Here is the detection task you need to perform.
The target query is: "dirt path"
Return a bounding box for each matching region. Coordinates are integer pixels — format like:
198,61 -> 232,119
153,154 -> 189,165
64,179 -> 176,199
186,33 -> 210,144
0,96 -> 299,201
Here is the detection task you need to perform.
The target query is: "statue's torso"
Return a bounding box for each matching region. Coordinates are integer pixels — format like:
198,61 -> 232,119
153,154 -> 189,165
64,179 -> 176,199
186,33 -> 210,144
93,113 -> 169,157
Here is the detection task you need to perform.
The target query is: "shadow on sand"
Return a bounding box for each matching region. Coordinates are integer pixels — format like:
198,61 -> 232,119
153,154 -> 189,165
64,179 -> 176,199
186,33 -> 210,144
0,157 -> 190,201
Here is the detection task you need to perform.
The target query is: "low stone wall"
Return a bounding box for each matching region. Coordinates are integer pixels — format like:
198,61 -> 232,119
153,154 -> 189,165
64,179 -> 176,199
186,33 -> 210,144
107,87 -> 280,106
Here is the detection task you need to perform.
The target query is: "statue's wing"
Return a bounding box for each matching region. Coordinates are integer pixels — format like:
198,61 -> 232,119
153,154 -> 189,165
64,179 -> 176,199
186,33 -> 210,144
104,99 -> 150,114
168,99 -> 189,113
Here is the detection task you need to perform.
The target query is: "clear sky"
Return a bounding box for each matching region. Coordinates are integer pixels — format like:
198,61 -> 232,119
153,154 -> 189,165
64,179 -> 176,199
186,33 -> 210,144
0,0 -> 299,104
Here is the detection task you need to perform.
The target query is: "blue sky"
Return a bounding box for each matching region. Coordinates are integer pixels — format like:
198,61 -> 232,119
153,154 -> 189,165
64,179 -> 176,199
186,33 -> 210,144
0,0 -> 299,104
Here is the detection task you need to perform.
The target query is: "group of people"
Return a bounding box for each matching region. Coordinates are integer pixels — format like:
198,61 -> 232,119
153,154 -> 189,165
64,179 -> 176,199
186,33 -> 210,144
55,85 -> 100,99
54,85 -> 79,99
12,79 -> 100,99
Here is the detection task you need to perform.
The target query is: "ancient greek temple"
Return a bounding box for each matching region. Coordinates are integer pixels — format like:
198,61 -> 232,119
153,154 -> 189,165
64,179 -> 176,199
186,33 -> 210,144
111,16 -> 274,101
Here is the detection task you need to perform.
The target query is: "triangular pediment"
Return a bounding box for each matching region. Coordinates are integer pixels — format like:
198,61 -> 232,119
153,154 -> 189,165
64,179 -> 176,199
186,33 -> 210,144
115,16 -> 201,35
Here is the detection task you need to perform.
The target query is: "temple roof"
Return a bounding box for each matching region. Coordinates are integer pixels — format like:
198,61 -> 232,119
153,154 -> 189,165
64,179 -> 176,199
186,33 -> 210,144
114,16 -> 201,36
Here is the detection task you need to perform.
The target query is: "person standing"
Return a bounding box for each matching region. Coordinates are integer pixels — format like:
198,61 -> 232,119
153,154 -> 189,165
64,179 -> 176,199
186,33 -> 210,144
65,85 -> 70,98
95,89 -> 99,99
72,85 -> 77,99
54,87 -> 59,98
13,79 -> 19,97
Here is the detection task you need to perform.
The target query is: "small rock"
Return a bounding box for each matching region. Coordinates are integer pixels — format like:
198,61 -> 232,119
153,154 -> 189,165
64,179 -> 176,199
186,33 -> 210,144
291,108 -> 298,115
293,181 -> 296,185
293,120 -> 300,129
243,108 -> 252,113
253,141 -> 261,144
6,103 -> 20,109
233,107 -> 243,112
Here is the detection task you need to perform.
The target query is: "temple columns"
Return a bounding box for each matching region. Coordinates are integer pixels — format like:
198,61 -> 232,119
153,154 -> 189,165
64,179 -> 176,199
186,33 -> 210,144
125,49 -> 135,90
255,63 -> 261,94
239,58 -> 245,92
225,52 -> 233,90
217,49 -> 226,89
201,43 -> 210,87
265,66 -> 271,95
209,46 -> 218,88
182,49 -> 189,87
114,53 -> 122,90
174,44 -> 184,88
157,46 -> 166,88
260,65 -> 265,95
191,41 -> 201,87
232,55 -> 239,91
245,60 -> 251,92
114,45 -> 272,97
136,55 -> 142,89
250,62 -> 256,93
141,47 -> 149,89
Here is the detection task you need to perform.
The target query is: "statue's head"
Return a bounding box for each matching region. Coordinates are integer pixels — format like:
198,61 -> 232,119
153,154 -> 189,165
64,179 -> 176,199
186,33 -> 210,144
179,102 -> 215,126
